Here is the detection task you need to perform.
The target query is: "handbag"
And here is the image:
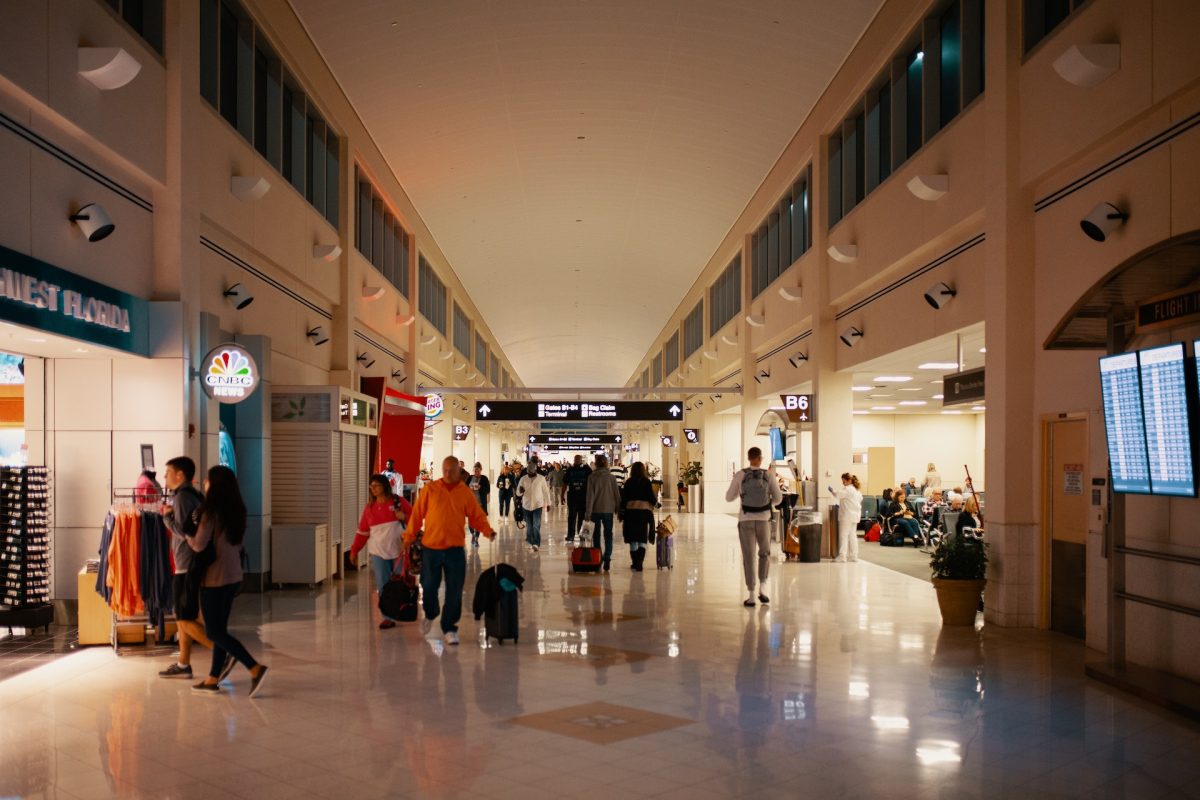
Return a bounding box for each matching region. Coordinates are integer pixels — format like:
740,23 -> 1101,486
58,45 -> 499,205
379,575 -> 419,622
656,514 -> 677,538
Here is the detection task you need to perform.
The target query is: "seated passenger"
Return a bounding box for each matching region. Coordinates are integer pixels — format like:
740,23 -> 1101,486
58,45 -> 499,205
922,488 -> 945,530
885,488 -> 922,546
957,495 -> 983,537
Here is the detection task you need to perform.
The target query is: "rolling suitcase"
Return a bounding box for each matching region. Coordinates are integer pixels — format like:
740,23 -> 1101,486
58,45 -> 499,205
379,575 -> 419,622
486,588 -> 519,645
570,530 -> 602,573
655,533 -> 674,569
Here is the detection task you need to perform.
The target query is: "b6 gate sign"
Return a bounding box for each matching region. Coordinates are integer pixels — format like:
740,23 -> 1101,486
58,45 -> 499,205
780,394 -> 814,423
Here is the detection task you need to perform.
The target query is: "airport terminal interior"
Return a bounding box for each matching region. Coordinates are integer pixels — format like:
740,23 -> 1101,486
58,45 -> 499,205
1,0 -> 1200,797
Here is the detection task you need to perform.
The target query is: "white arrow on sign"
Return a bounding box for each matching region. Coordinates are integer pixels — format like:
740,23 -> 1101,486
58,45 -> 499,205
528,435 -> 535,443
478,404 -> 492,417
668,405 -> 681,417
616,435 -> 622,442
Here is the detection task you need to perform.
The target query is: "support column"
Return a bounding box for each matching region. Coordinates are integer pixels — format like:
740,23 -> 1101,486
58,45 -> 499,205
232,334 -> 272,591
982,0 -> 1037,627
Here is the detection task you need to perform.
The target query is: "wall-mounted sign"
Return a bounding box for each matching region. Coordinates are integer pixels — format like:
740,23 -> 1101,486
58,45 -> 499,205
201,344 -> 259,404
454,424 -> 472,441
1137,287 -> 1200,333
943,368 -> 985,407
780,394 -> 814,423
476,400 -> 682,421
425,393 -> 444,419
1063,463 -> 1084,496
683,428 -> 701,444
528,434 -> 623,445
660,435 -> 675,447
0,244 -> 149,355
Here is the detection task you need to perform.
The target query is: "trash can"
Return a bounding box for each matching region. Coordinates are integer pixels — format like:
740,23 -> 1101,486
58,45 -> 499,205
797,523 -> 822,563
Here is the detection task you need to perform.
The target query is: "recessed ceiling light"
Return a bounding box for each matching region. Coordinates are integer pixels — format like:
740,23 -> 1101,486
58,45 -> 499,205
867,394 -> 893,399
873,376 -> 912,382
972,405 -> 986,411
74,348 -> 88,353
852,386 -> 872,392
852,410 -> 870,415
979,347 -> 986,353
932,394 -> 944,399
898,387 -> 923,392
930,379 -> 943,384
899,400 -> 927,406
918,362 -> 959,370
871,405 -> 896,411
942,410 -> 963,415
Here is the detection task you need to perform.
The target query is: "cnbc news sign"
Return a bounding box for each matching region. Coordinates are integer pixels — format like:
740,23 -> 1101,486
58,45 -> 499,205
0,245 -> 148,355
201,344 -> 260,404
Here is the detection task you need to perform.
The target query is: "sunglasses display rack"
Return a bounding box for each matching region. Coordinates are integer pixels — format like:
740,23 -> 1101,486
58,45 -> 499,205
0,466 -> 54,634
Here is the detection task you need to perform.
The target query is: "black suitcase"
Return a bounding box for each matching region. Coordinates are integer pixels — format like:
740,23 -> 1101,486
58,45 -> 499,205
379,576 -> 419,622
485,589 -> 519,645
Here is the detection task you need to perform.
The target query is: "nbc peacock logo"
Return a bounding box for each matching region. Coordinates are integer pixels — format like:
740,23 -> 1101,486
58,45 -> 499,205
203,346 -> 258,401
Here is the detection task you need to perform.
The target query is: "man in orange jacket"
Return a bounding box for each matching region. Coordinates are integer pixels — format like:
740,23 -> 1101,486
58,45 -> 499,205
405,455 -> 495,645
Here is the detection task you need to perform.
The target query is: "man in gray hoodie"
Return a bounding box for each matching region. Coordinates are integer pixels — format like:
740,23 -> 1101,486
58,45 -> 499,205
584,454 -> 623,571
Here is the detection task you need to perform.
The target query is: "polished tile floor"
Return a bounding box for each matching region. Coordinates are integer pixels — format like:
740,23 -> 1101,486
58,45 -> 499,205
2,507 -> 1199,799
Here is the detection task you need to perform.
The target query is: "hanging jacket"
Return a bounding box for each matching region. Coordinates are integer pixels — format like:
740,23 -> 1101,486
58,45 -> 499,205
107,510 -> 145,617
472,563 -> 525,620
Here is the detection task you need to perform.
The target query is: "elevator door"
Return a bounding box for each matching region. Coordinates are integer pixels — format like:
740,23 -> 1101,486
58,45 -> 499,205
1046,418 -> 1088,638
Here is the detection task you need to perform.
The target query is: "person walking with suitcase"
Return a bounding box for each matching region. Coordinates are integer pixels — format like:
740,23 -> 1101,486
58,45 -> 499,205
564,454 -> 592,543
725,448 -> 783,607
349,474 -> 412,629
585,454 -> 622,572
829,473 -> 863,563
404,456 -> 494,646
620,462 -> 656,571
516,459 -> 551,552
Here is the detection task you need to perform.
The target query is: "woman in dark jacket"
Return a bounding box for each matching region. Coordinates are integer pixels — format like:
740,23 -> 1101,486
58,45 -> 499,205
620,462 -> 657,572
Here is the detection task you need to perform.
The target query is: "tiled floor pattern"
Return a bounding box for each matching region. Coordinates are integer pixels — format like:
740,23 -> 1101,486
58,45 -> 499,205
0,623 -> 81,681
1,507 -> 1199,798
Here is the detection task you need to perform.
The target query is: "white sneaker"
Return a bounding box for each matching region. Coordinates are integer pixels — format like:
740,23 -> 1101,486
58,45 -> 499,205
444,631 -> 460,646
834,556 -> 847,563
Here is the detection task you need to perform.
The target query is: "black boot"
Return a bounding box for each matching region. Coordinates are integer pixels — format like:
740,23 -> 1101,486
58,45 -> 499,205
634,549 -> 646,571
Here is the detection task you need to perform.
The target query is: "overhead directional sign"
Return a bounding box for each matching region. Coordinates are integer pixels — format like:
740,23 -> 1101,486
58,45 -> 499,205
453,424 -> 472,441
683,428 -> 701,444
661,435 -> 676,447
780,394 -> 814,423
528,434 -> 623,445
476,400 -> 683,421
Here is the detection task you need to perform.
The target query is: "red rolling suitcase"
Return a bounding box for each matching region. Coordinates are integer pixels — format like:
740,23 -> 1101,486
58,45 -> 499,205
570,530 -> 602,573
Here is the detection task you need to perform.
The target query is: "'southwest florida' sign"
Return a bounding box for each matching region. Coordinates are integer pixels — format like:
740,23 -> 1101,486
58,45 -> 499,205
0,245 -> 148,354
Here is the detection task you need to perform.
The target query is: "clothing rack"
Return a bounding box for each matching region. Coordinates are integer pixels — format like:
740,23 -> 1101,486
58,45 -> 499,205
101,489 -> 176,655
0,467 -> 54,634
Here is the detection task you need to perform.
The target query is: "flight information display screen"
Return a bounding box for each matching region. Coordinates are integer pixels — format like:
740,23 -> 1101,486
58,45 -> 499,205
1140,344 -> 1195,496
1099,352 -> 1151,494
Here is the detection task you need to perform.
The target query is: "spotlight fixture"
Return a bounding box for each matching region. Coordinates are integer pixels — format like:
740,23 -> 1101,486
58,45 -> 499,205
356,352 -> 375,369
753,368 -> 770,384
1080,202 -> 1128,242
223,283 -> 254,310
77,46 -> 141,90
391,370 -> 405,382
306,325 -> 329,345
313,244 -> 342,262
788,352 -> 808,368
69,203 -> 115,242
231,175 -> 271,201
840,325 -> 863,347
923,282 -> 957,310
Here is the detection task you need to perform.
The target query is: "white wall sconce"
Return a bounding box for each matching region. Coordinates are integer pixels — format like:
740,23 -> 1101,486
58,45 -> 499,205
923,282 -> 957,310
420,333 -> 437,346
362,286 -> 386,301
1053,43 -> 1120,87
840,325 -> 863,347
356,352 -> 375,369
702,350 -> 718,360
788,352 -> 809,368
1080,202 -> 1128,242
455,362 -> 467,372
231,175 -> 270,201
439,349 -> 453,361
828,243 -> 858,263
721,333 -> 738,346
78,46 -> 141,90
907,174 -> 949,201
778,283 -> 803,301
306,325 -> 329,345
313,244 -> 342,262
745,314 -> 766,328
68,203 -> 115,242
223,283 -> 254,310
396,314 -> 416,327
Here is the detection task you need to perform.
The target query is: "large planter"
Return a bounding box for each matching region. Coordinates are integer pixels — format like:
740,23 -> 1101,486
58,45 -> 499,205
932,578 -> 986,626
686,484 -> 700,513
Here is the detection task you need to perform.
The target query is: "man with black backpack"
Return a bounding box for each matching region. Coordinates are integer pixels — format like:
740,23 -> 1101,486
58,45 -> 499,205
725,447 -> 783,607
563,454 -> 592,543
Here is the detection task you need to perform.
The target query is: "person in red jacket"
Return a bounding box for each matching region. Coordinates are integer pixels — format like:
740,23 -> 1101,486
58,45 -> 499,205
350,474 -> 412,629
404,455 -> 494,645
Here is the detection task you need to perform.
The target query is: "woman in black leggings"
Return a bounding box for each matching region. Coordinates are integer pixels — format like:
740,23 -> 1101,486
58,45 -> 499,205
188,466 -> 269,697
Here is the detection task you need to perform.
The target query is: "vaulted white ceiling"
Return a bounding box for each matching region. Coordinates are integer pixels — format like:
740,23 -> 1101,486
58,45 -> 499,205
289,0 -> 884,387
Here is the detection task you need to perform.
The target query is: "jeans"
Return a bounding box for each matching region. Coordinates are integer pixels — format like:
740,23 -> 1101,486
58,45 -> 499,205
420,546 -> 466,634
566,498 -> 587,541
370,555 -> 398,620
200,582 -> 257,679
525,508 -> 543,547
737,519 -> 771,592
591,513 -> 614,564
499,492 -> 512,517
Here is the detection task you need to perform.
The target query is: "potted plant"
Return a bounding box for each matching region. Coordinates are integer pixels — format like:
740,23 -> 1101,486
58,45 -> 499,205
681,461 -> 703,512
929,535 -> 987,626
647,463 -> 663,498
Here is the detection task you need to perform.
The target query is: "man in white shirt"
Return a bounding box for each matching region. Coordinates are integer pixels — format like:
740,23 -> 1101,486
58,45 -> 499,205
725,447 -> 784,607
516,459 -> 552,552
